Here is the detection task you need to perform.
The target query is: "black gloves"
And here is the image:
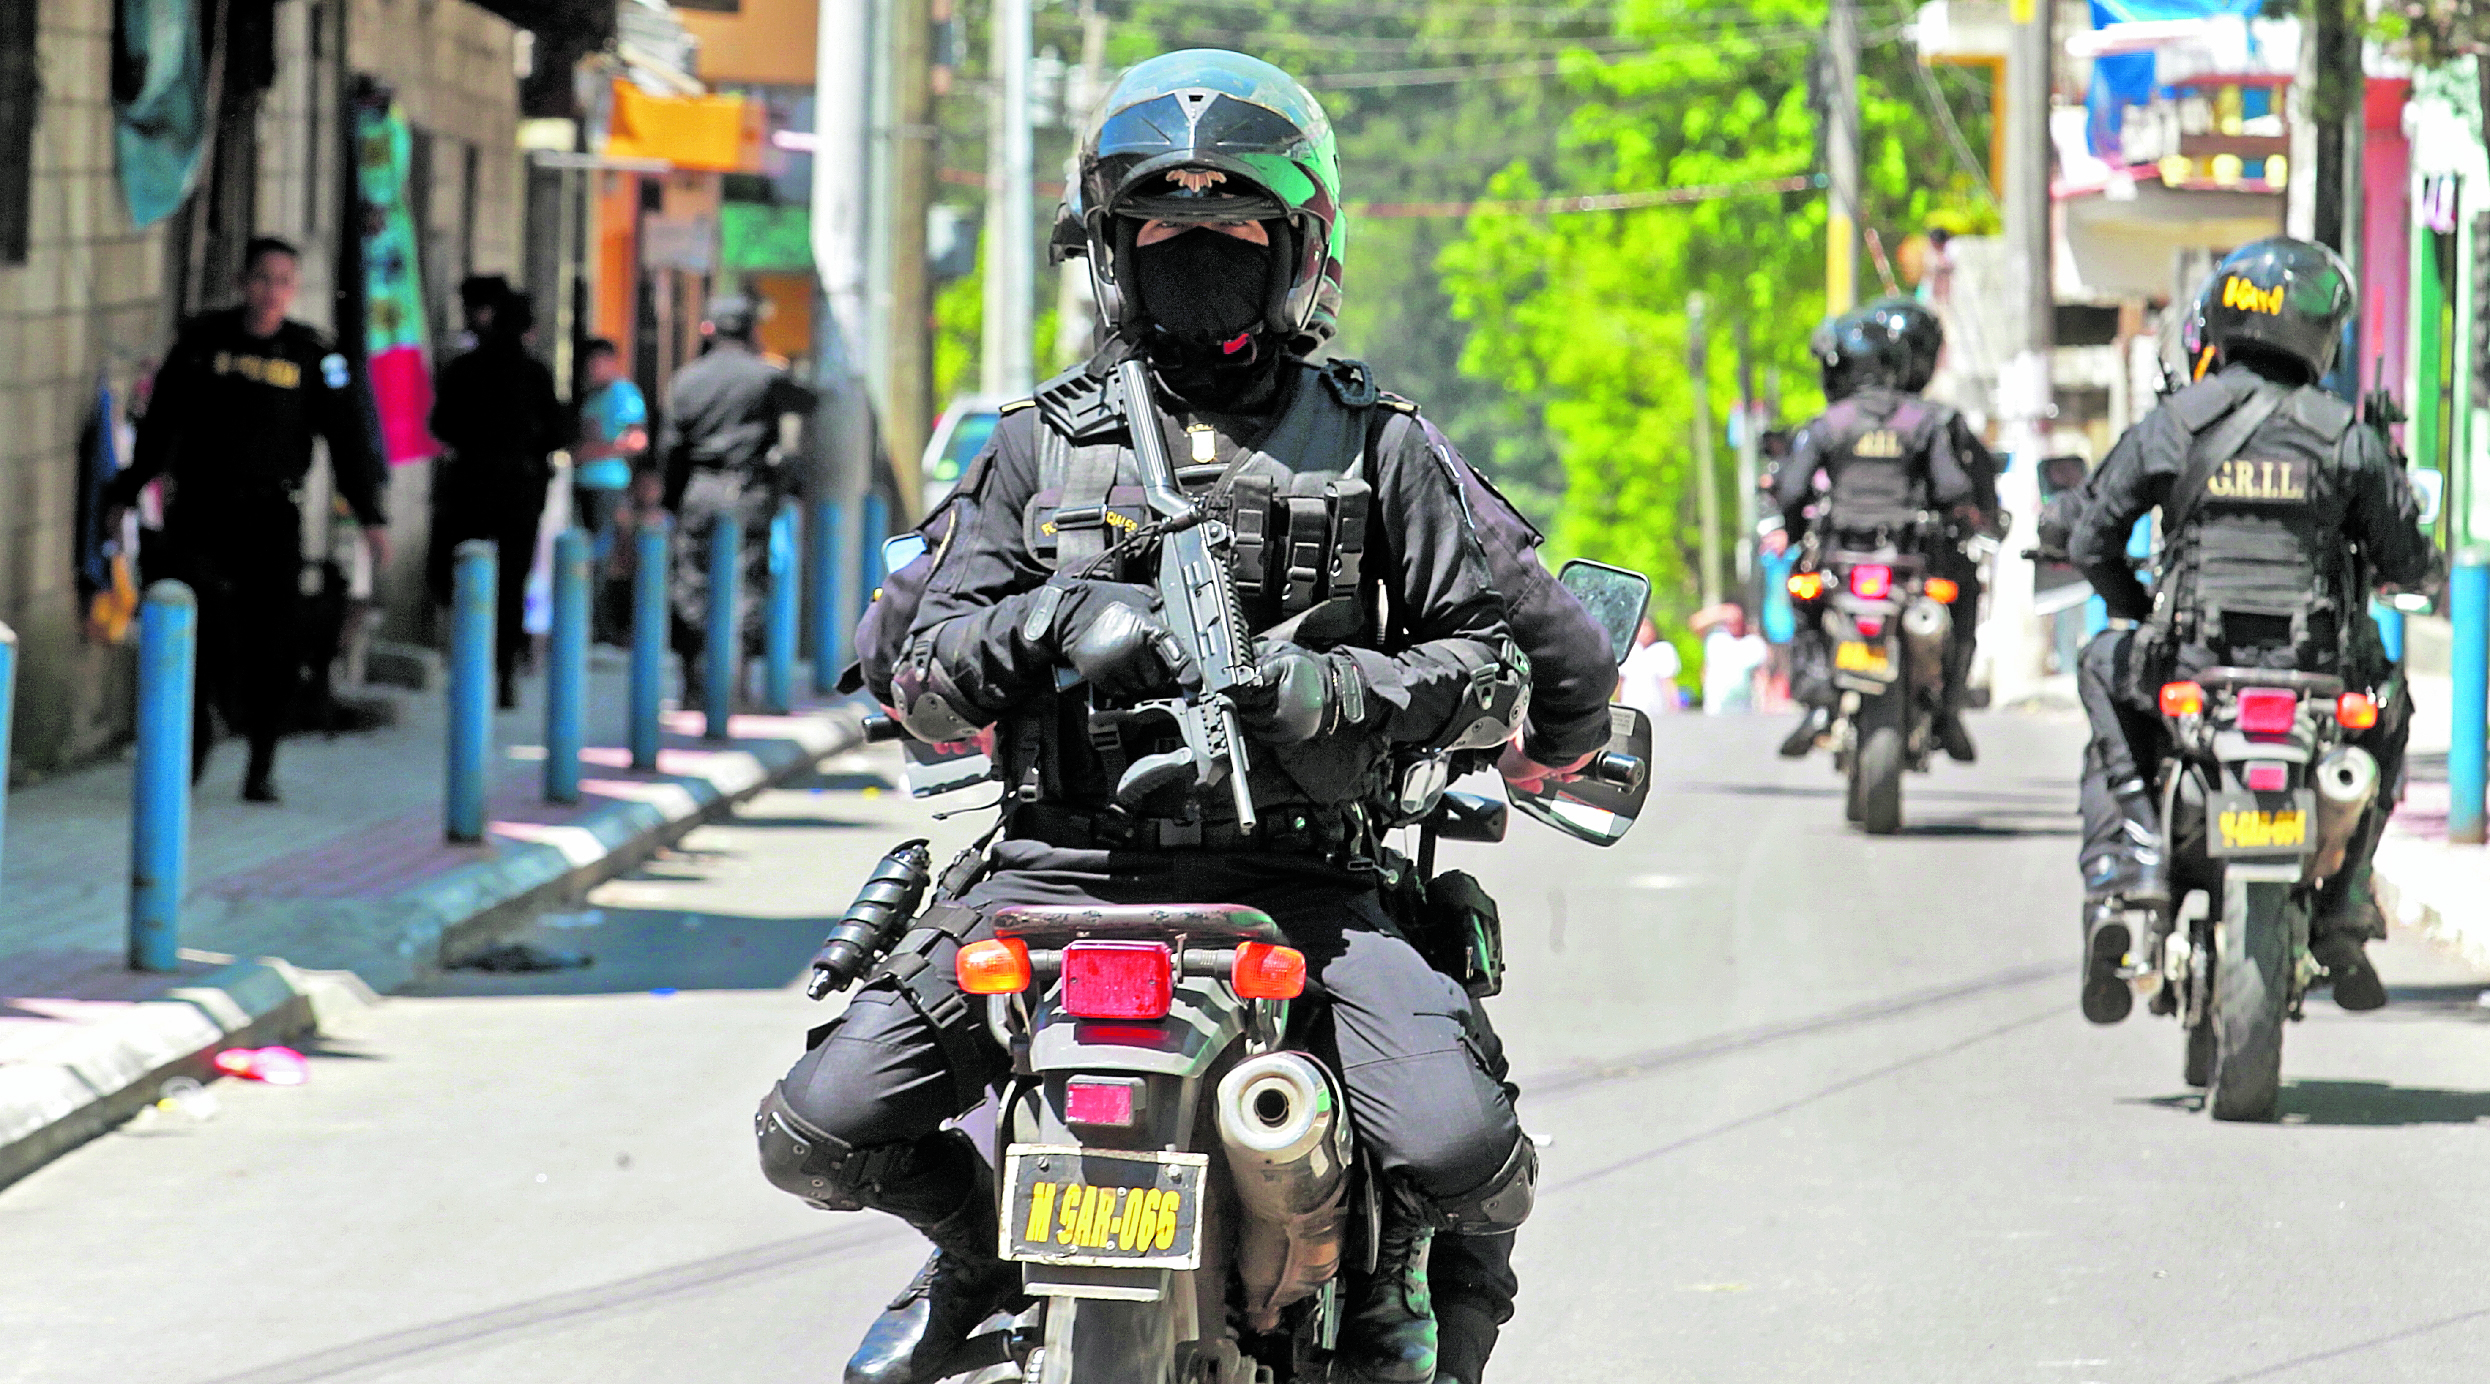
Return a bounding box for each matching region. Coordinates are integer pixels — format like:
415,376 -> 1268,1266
1233,641 -> 1367,745
1048,582 -> 1197,702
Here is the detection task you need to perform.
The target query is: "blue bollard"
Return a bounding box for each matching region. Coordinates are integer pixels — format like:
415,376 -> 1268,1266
705,511 -> 742,741
130,582 -> 196,972
0,621 -> 16,897
862,491 -> 891,592
2372,597 -> 2406,665
631,517 -> 669,771
2451,552 -> 2488,845
766,501 -> 800,714
546,528 -> 590,804
809,498 -> 845,696
447,540 -> 496,843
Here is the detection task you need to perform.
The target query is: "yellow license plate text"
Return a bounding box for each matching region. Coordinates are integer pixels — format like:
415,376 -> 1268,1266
1835,641 -> 1889,673
1022,1180 -> 1182,1252
2218,808 -> 2307,849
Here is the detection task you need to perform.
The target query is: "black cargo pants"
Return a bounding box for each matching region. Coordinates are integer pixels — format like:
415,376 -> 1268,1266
772,839 -> 1527,1215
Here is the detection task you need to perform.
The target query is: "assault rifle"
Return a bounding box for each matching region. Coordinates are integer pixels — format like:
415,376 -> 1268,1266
1095,357 -> 1260,830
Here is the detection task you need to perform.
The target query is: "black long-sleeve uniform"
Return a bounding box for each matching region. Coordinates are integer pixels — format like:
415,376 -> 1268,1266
660,339 -> 818,683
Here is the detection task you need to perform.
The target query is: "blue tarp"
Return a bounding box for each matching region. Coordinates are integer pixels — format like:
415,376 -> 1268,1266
2083,0 -> 2268,160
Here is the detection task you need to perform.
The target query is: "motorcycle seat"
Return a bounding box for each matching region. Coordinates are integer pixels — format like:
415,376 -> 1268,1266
990,904 -> 1283,947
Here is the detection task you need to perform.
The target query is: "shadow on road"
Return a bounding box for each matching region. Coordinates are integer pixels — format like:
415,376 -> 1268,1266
1896,820 -> 2079,838
408,906 -> 824,998
2131,1080 -> 2490,1126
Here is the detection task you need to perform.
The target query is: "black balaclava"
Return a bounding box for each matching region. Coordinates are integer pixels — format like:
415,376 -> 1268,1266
1131,224 -> 1286,413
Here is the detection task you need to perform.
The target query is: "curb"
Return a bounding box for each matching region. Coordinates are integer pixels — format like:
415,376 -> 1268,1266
2372,834 -> 2490,972
0,704 -> 865,1193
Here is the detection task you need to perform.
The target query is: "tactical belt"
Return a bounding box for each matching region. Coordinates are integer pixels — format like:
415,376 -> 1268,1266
854,901 -> 992,1110
1010,801 -> 1370,862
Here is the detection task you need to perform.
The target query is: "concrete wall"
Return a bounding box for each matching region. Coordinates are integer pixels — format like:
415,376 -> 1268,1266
0,0 -> 167,778
3,0 -> 525,782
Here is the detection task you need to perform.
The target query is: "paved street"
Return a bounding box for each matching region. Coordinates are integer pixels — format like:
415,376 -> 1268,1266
6,712 -> 2490,1384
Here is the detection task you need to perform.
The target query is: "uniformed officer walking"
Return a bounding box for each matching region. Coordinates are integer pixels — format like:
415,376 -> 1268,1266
2067,237 -> 2436,1021
659,296 -> 816,707
106,236 -> 388,802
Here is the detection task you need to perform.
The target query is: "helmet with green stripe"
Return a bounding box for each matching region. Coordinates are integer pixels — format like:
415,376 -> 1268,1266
1057,50 -> 1346,353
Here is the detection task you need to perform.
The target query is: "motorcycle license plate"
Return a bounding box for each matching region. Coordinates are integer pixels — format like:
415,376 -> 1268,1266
1834,639 -> 1893,684
1000,1144 -> 1207,1270
2209,788 -> 2316,857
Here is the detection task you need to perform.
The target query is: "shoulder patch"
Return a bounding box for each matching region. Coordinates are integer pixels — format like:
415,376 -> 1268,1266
1032,362 -> 1120,442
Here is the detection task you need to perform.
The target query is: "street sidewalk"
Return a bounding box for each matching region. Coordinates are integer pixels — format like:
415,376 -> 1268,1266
0,649 -> 861,1188
2371,614 -> 2488,969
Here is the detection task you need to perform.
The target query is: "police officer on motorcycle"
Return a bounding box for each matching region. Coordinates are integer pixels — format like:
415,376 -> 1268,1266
2066,237 -> 2436,1022
756,52 -> 1563,1384
1765,309 -> 1982,756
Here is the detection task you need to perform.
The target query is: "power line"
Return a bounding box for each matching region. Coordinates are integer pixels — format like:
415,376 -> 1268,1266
1304,33 -> 1822,89
1352,173 -> 1822,218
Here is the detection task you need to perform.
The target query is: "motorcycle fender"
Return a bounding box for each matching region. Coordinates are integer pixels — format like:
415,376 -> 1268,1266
1028,978 -> 1244,1080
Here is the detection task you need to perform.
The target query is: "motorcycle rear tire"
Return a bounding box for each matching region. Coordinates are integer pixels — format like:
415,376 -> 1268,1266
1037,1296 -> 1179,1384
2207,876 -> 2293,1122
1856,726 -> 1905,836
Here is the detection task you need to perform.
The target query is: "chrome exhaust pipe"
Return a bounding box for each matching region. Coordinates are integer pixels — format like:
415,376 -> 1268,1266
1215,1051 -> 1353,1331
1900,598 -> 1950,691
2307,745 -> 2379,882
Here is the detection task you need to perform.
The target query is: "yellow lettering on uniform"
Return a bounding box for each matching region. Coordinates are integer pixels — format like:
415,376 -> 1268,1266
1024,1181 -> 1057,1243
1153,1189 -> 1180,1250
1058,1184 -> 1084,1244
265,359 -> 300,389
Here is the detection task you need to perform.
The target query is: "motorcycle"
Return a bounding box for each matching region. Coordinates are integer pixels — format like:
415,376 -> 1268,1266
833,561 -> 1655,1383
1786,520 -> 1964,834
2132,667 -> 2386,1122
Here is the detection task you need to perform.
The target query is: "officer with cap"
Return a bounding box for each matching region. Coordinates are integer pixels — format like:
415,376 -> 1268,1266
754,51 -> 1562,1384
2066,237 -> 2435,1022
659,294 -> 817,706
1764,307 -> 1981,753
105,236 -> 387,802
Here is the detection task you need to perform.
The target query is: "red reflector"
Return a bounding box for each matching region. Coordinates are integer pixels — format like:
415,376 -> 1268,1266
1075,1023 -> 1169,1048
1062,941 -> 1173,1020
1063,1077 -> 1139,1127
1849,564 -> 1893,599
1855,617 -> 1885,639
2235,687 -> 2298,734
2245,762 -> 2290,793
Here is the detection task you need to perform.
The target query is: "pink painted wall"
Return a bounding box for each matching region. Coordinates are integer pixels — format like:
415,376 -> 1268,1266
2363,77 -> 2413,423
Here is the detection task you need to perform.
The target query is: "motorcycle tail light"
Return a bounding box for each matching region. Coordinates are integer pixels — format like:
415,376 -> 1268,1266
1848,564 -> 1893,599
1232,941 -> 1308,1000
1924,577 -> 1959,604
1855,617 -> 1885,639
2336,691 -> 2379,730
2158,681 -> 2204,717
2244,762 -> 2290,792
1062,941 -> 1173,1020
1063,1077 -> 1140,1128
1786,572 -> 1826,601
2236,687 -> 2299,734
957,938 -> 1032,994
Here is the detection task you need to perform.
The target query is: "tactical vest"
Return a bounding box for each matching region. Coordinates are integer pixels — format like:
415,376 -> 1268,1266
1816,387 -> 1943,534
2154,372 -> 2357,662
1022,357 -> 1390,641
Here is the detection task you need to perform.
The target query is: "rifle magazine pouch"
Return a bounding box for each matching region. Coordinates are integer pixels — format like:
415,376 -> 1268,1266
1417,870 -> 1504,998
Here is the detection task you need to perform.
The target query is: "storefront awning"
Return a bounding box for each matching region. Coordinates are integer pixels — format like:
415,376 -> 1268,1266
603,80 -> 761,173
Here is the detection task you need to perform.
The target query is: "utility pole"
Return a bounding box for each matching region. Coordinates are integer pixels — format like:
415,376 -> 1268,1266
1825,0 -> 1861,313
1052,0 -> 1108,367
1984,0 -> 2054,708
1690,293 -> 1723,610
981,0 -> 1035,397
1733,319 -> 1761,587
813,0 -> 877,634
886,0 -> 936,510
2289,0 -> 2363,394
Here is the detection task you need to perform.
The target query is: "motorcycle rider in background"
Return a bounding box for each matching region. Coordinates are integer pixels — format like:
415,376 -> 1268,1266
759,51 -> 1610,1384
1763,310 -> 1982,756
2064,237 -> 2436,1023
1858,298 -> 2002,757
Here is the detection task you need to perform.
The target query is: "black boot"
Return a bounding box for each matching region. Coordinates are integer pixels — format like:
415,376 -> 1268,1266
2081,782 -> 2168,909
1778,706 -> 1830,759
846,1159 -> 1024,1384
2312,883 -> 2389,1012
1429,1231 -> 1516,1384
1338,1201 -> 1437,1384
241,738 -> 281,804
1933,708 -> 1977,764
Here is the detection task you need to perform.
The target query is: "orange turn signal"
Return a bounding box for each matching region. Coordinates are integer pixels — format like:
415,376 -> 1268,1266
1232,941 -> 1308,1000
1924,577 -> 1960,604
957,938 -> 1032,994
2335,691 -> 2379,730
2158,681 -> 2205,717
1787,572 -> 1826,600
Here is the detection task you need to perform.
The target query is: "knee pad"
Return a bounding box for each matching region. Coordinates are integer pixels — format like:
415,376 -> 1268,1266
754,1085 -> 930,1212
1424,1134 -> 1538,1236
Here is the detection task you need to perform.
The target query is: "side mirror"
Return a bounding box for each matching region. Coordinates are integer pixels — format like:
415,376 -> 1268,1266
2410,468 -> 2445,528
1557,559 -> 1652,665
2037,454 -> 2088,499
1428,790 -> 1508,843
1507,705 -> 1652,847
